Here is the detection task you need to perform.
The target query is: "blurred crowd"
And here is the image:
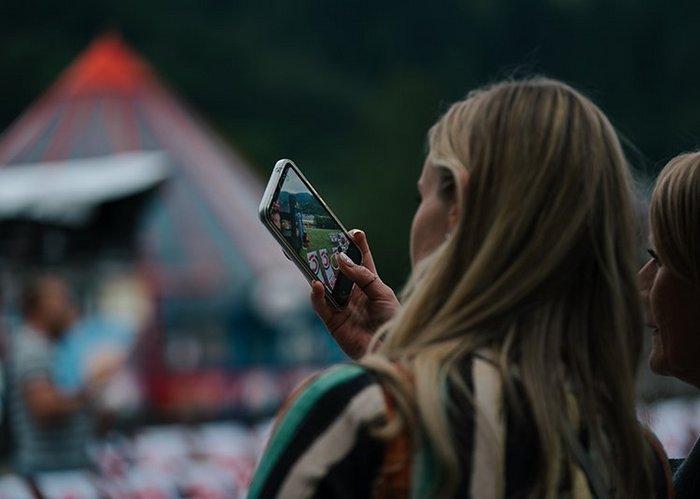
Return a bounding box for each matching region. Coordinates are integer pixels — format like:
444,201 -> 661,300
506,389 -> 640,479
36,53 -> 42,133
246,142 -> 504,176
0,273 -> 280,498
0,420 -> 272,498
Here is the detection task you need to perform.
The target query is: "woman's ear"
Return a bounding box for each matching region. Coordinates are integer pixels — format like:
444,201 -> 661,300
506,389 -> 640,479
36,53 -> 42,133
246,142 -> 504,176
447,201 -> 459,231
448,169 -> 469,231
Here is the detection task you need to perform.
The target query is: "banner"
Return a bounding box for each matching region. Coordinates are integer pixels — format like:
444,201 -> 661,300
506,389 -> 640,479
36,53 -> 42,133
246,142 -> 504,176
319,248 -> 336,288
306,251 -> 327,285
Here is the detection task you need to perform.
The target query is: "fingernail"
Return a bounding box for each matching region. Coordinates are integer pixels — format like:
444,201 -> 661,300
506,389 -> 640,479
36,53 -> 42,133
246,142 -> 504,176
339,252 -> 355,267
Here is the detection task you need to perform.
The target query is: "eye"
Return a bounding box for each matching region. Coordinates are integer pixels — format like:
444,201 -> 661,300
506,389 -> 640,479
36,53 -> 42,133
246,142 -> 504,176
647,248 -> 661,265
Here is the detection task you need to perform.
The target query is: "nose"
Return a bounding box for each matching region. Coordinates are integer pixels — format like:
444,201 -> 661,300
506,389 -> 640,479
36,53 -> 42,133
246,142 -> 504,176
638,259 -> 655,322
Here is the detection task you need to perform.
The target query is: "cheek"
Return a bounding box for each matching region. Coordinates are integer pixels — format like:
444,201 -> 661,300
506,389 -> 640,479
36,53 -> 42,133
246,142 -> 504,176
650,274 -> 700,374
409,206 -> 427,266
409,199 -> 450,266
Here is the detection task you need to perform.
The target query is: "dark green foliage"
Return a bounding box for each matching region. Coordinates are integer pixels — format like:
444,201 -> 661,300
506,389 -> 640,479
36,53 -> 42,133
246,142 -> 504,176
2,0 -> 700,288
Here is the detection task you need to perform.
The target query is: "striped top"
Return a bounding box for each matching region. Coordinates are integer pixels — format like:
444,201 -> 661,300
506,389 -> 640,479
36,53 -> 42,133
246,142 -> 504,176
8,326 -> 90,473
248,358 -> 672,498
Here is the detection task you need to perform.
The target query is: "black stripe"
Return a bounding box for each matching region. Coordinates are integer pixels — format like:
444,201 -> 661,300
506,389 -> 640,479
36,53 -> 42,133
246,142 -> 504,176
257,370 -> 379,498
310,422 -> 384,499
451,356 -> 541,498
504,374 -> 539,498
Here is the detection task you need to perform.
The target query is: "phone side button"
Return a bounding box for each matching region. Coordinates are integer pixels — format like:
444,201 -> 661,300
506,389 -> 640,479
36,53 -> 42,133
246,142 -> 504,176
282,250 -> 292,261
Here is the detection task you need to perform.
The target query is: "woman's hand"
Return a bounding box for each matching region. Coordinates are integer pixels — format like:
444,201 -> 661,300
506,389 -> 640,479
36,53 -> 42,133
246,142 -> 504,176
311,230 -> 400,359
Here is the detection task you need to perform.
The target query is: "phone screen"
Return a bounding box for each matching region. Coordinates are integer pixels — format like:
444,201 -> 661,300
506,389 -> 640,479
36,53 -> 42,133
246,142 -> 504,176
268,165 -> 353,293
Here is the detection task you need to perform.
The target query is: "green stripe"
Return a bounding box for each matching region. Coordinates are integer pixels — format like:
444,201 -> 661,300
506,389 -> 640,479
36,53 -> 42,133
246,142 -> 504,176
248,364 -> 366,498
411,374 -> 449,499
412,442 -> 439,499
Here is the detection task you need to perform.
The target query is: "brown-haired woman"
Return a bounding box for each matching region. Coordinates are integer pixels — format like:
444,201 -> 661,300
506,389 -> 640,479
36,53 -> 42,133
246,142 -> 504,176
640,150 -> 700,499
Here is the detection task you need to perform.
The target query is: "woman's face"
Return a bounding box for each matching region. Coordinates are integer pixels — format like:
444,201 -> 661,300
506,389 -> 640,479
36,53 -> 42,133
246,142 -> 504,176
409,161 -> 458,266
639,251 -> 700,386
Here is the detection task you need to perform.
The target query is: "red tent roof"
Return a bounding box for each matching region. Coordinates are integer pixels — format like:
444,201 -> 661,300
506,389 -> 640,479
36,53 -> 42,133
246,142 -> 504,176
0,33 -> 294,296
55,34 -> 157,97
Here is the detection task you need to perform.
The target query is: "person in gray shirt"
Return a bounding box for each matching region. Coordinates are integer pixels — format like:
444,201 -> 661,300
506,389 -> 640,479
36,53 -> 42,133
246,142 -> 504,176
8,274 -> 109,473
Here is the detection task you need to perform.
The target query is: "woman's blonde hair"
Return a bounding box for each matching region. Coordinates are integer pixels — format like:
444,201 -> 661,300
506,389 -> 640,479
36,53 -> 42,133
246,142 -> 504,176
650,151 -> 700,284
362,78 -> 652,497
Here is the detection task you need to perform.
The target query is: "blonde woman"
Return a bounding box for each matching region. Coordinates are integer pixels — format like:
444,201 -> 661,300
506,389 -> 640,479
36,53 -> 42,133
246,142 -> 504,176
640,151 -> 700,499
249,78 -> 672,498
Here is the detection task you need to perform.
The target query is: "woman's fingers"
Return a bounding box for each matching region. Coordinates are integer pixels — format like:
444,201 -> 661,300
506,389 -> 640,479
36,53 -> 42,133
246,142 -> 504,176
310,280 -> 334,321
310,280 -> 366,358
349,229 -> 377,274
337,253 -> 383,296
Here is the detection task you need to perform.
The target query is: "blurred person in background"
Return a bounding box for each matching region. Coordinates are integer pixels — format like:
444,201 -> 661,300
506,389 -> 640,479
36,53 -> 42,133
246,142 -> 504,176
8,274 -> 116,474
248,78 -> 672,498
640,151 -> 700,499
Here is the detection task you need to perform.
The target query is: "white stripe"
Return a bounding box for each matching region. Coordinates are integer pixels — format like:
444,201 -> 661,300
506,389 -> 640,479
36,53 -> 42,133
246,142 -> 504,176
277,384 -> 386,498
470,358 -> 505,499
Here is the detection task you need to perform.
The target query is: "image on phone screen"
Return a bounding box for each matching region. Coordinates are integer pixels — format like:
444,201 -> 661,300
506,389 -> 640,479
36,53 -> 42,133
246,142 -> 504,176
268,167 -> 351,291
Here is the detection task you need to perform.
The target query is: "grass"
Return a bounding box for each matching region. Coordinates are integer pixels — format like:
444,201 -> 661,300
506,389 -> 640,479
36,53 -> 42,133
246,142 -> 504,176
308,227 -> 336,250
296,227 -> 338,259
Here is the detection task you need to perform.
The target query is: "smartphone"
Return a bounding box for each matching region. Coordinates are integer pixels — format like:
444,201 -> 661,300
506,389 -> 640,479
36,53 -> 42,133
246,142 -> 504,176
259,159 -> 363,309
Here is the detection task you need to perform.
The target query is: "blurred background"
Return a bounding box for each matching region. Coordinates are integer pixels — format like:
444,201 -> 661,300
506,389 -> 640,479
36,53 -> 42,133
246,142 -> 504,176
0,0 -> 699,497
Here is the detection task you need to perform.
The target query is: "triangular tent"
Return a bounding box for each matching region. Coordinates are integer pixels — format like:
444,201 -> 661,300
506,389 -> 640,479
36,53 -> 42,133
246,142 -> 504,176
0,34 -> 339,414
0,33 -> 287,295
